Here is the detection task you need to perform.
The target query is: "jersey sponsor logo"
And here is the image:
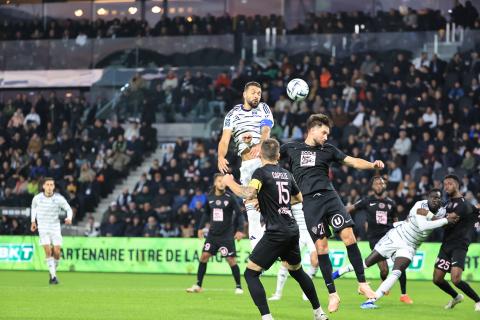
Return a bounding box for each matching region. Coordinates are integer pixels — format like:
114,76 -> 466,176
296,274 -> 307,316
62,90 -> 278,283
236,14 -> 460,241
300,151 -> 316,167
213,208 -> 224,222
376,211 -> 388,225
278,207 -> 292,216
0,244 -> 34,262
331,214 -> 345,228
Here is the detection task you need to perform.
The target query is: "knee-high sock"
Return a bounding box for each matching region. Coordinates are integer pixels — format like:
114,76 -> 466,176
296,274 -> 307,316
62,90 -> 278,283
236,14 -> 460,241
373,269 -> 402,302
399,270 -> 407,295
246,203 -> 263,249
346,243 -> 366,283
434,278 -> 458,298
244,268 -> 270,316
46,257 -> 56,278
308,265 -> 318,278
455,281 -> 480,303
230,264 -> 242,288
318,254 -> 336,294
54,259 -> 59,271
196,262 -> 207,287
289,267 -> 321,309
274,265 -> 289,295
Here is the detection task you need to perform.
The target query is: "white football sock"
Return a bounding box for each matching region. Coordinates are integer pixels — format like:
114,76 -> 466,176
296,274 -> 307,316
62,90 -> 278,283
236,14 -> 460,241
338,264 -> 354,276
375,269 -> 402,301
275,265 -> 289,295
54,259 -> 59,270
261,314 -> 274,320
246,204 -> 263,249
46,257 -> 56,279
308,266 -> 318,278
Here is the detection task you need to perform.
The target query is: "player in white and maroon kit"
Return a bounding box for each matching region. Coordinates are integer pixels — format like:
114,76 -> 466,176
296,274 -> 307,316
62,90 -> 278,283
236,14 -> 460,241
30,177 -> 73,284
332,189 -> 459,309
218,81 -> 274,248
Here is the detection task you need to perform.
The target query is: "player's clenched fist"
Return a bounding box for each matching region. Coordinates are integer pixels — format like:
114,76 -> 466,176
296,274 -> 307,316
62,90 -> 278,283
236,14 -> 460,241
372,160 -> 384,169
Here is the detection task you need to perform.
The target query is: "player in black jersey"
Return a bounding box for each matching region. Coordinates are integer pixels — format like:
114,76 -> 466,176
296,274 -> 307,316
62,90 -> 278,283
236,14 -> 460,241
223,139 -> 328,320
347,176 -> 412,304
433,174 -> 480,312
281,114 -> 384,312
186,173 -> 245,294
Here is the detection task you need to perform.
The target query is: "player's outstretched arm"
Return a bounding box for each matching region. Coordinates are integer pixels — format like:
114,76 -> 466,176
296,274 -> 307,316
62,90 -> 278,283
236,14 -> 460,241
343,156 -> 384,170
222,174 -> 258,200
218,129 -> 232,173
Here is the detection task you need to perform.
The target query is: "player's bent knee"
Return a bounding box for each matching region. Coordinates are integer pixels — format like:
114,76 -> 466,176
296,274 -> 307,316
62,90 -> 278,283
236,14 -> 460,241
200,252 -> 211,263
246,259 -> 263,272
339,227 -> 356,245
226,257 -> 237,266
285,262 -> 302,271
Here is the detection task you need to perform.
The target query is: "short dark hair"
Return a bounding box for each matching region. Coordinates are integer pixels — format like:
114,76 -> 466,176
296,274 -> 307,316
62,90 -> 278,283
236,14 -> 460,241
261,138 -> 280,161
443,174 -> 460,184
370,175 -> 384,186
42,177 -> 55,185
428,188 -> 442,196
213,173 -> 224,181
306,114 -> 333,131
244,81 -> 261,91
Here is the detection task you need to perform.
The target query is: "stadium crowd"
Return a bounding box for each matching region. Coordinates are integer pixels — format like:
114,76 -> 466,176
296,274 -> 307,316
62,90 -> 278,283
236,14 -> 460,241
0,92 -> 157,235
76,46 -> 480,241
0,2 -> 479,41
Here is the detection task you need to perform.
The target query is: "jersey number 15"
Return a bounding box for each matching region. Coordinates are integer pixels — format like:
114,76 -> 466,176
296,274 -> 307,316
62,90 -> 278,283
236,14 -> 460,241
276,181 -> 290,205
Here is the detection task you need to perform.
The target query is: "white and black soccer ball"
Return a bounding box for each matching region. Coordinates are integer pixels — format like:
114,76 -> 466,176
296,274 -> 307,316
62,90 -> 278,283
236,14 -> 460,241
286,78 -> 309,102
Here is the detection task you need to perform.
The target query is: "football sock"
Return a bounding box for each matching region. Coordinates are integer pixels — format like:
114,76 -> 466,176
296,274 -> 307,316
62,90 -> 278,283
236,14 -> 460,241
346,243 -> 366,283
54,259 -> 59,271
245,268 -> 270,315
399,270 -> 407,295
338,264 -> 354,276
230,264 -> 242,288
375,269 -> 401,301
455,281 -> 480,303
196,262 -> 207,287
307,265 -> 318,278
274,265 -> 289,295
318,254 -> 336,294
46,257 -> 56,279
289,267 -> 321,309
434,278 -> 458,298
245,203 -> 262,249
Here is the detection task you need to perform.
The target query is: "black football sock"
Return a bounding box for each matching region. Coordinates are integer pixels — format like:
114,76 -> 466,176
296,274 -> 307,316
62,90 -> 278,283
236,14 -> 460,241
455,281 -> 480,303
434,278 -> 459,298
230,264 -> 242,288
399,271 -> 407,295
346,243 -> 366,283
318,254 -> 336,294
289,267 -> 321,309
244,268 -> 270,315
196,262 -> 207,287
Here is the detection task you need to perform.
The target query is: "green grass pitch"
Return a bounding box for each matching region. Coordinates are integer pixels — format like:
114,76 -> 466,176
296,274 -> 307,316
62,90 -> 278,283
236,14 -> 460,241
0,271 -> 478,319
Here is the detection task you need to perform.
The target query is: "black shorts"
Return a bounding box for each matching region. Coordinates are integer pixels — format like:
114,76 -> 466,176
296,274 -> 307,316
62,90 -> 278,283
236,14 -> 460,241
303,190 -> 355,242
249,232 -> 301,270
435,244 -> 468,272
202,235 -> 236,257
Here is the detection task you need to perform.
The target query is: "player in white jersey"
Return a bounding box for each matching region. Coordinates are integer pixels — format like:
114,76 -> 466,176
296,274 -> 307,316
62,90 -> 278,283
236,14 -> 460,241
332,189 -> 459,309
30,177 -> 73,284
269,208 -> 318,301
218,81 -> 274,248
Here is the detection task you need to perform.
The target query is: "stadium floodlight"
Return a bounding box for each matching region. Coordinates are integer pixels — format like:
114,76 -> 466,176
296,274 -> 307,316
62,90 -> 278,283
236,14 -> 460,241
128,7 -> 138,14
97,8 -> 108,16
151,6 -> 161,14
74,9 -> 84,17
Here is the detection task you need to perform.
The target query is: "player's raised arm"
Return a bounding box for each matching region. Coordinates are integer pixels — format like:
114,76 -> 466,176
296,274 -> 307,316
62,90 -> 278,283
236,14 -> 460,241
249,108 -> 273,158
223,174 -> 258,200
343,156 -> 384,170
218,129 -> 232,173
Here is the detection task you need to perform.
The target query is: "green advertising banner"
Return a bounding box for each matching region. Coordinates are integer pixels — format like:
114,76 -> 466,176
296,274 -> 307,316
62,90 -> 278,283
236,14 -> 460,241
0,236 -> 479,281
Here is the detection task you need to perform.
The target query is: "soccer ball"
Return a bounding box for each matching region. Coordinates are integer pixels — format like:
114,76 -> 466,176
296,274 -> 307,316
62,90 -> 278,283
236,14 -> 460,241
286,78 -> 309,102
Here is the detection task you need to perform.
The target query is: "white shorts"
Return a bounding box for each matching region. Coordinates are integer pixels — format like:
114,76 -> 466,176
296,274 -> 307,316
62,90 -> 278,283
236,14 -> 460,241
39,230 -> 63,246
299,230 -> 316,253
239,158 -> 262,186
374,230 -> 416,261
